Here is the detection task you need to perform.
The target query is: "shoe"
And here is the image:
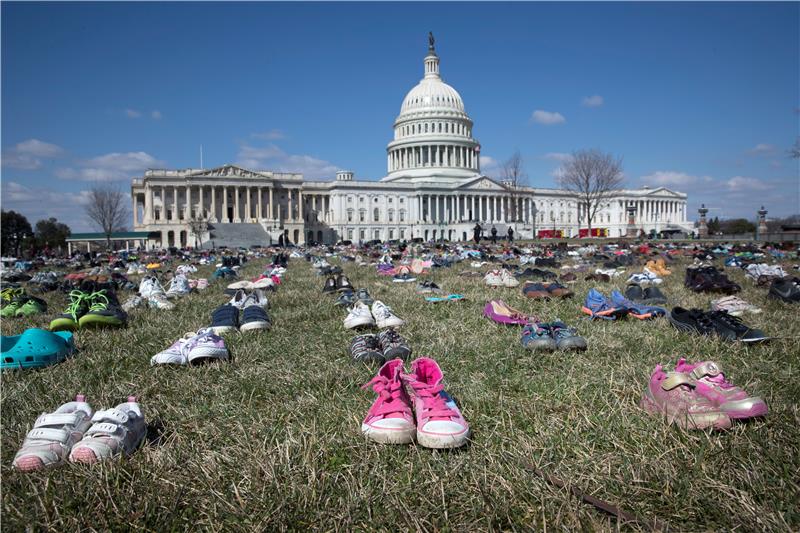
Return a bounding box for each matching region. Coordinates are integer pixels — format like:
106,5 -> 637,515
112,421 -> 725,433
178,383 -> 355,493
150,336 -> 190,365
674,359 -> 768,419
768,277 -> 800,303
710,295 -> 761,316
229,289 -> 249,309
334,291 -> 356,307
14,296 -> 48,317
355,288 -> 374,306
542,321 -> 587,351
322,277 -> 337,294
393,273 -> 417,283
484,270 -> 503,287
560,272 -> 577,283
240,306 -> 271,332
483,300 -> 537,326
706,310 -> 769,343
416,281 -> 443,294
543,282 -> 573,298
522,282 -> 551,300
121,295 -> 145,312
372,301 -> 404,328
50,290 -> 91,331
1,296 -> 25,318
668,307 -> 717,337
344,301 -> 376,329
165,275 -> 191,298
185,328 -> 230,362
350,334 -> 384,364
12,395 -> 94,471
624,283 -> 645,302
642,286 -> 668,305
499,269 -> 520,287
404,358 -> 470,449
336,275 -> 355,292
378,329 -> 412,361
78,290 -> 127,329
610,290 -> 666,320
640,364 -> 732,430
521,324 -> 557,351
210,304 -> 240,334
361,359 -> 416,444
581,289 -> 628,320
148,293 -> 175,310
1,329 -> 76,370
242,288 -> 269,309
69,396 -> 146,463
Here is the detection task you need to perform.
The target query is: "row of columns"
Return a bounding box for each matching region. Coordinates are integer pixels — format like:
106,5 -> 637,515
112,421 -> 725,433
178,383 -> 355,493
388,145 -> 479,172
624,199 -> 687,223
415,194 -> 534,224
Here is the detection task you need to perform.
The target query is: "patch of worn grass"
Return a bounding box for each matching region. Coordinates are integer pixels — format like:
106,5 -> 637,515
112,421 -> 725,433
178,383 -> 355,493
1,254 -> 799,531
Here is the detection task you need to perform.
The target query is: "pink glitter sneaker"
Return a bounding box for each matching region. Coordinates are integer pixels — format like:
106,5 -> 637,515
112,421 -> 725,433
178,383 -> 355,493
674,358 -> 768,419
361,359 -> 416,444
640,364 -> 731,430
404,358 -> 470,449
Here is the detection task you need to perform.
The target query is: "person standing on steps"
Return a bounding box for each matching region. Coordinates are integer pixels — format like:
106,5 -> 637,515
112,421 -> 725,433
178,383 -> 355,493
473,223 -> 482,244
490,226 -> 498,244
507,226 -> 514,243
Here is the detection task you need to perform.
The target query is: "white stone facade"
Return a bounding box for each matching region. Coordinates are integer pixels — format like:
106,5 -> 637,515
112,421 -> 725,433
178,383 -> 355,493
131,39 -> 692,248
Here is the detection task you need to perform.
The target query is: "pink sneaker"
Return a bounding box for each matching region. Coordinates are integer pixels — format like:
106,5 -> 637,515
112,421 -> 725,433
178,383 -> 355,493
361,359 -> 416,444
640,364 -> 731,430
404,358 -> 470,448
674,358 -> 768,419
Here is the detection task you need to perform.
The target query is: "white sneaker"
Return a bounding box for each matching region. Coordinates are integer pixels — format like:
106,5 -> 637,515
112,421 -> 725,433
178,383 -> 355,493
227,280 -> 254,290
484,270 -> 503,287
69,397 -> 146,464
372,300 -> 404,328
242,288 -> 269,309
344,301 -> 376,329
500,269 -> 519,287
148,293 -> 175,310
166,275 -> 190,298
229,289 -> 249,309
121,295 -> 144,312
150,337 -> 189,365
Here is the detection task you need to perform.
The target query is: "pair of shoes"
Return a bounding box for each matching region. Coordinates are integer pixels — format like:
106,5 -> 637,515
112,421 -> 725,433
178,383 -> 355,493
609,290 -> 667,320
580,288 -> 630,320
521,322 -> 587,351
640,359 -> 767,430
350,329 -> 412,364
165,274 -> 191,298
768,276 -> 800,303
484,269 -> 519,287
1,329 -> 76,370
138,276 -> 175,310
335,287 -> 373,307
210,304 -> 271,333
415,281 -> 443,294
227,277 -> 275,293
523,281 -> 573,299
626,271 -> 662,285
228,288 -> 269,309
685,266 -> 740,294
50,289 -> 127,330
669,307 -> 768,342
362,358 -> 470,449
483,300 -> 538,326
344,301 -> 404,329
0,293 -> 47,318
560,272 -> 577,283
322,275 -> 353,293
151,328 -> 230,365
711,295 -> 762,316
12,395 -> 145,470
624,283 -> 667,305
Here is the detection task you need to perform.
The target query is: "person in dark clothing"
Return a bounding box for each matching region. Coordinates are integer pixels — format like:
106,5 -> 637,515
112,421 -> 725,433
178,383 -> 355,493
507,227 -> 514,243
473,223 -> 482,244
490,226 -> 498,244
277,233 -> 284,248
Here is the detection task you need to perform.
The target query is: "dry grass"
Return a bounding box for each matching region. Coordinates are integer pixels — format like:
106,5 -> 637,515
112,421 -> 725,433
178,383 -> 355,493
1,252 -> 799,531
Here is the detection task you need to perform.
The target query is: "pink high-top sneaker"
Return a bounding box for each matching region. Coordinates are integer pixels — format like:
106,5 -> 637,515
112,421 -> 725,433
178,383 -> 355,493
361,359 -> 416,444
404,358 -> 470,449
674,358 -> 768,419
640,364 -> 731,430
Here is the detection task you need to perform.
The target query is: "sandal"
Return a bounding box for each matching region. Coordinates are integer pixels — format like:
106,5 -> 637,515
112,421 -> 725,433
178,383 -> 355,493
69,397 -> 146,463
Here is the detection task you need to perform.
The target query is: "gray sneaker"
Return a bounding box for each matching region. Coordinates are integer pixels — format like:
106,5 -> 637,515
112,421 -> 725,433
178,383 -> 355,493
544,322 -> 587,351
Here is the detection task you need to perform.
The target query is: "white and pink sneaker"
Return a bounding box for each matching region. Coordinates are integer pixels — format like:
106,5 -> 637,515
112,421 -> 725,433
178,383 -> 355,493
404,358 -> 470,449
69,397 -> 145,464
361,359 -> 416,444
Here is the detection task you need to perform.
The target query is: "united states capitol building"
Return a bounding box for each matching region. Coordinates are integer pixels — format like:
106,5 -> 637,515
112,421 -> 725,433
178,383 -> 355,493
130,37 -> 691,248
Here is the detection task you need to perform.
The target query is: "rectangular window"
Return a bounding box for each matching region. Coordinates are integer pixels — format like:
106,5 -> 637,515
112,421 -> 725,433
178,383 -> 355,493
399,229 -> 405,239
359,229 -> 365,241
359,211 -> 365,222
347,229 -> 353,240
388,229 -> 394,240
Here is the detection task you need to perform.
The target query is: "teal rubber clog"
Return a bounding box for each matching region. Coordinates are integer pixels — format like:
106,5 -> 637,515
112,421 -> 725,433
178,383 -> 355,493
1,328 -> 75,370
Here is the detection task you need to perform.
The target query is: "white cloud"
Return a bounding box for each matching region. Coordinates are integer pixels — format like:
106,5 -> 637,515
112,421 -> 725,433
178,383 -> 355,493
581,95 -> 604,107
479,155 -> 500,176
1,181 -> 96,231
531,110 -> 566,125
640,171 -> 713,187
542,152 -> 572,162
56,151 -> 165,181
251,129 -> 286,141
125,109 -> 142,118
725,176 -> 772,192
746,143 -> 776,156
2,139 -> 65,170
236,143 -> 340,180
151,110 -> 162,120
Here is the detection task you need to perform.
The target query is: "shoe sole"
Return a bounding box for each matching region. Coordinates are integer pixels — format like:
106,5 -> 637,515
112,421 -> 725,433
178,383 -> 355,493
523,340 -> 557,351
344,317 -> 376,329
188,347 -> 230,363
49,318 -> 78,331
78,316 -> 125,328
361,424 -> 416,444
240,321 -> 271,332
416,428 -> 471,449
210,325 -> 239,335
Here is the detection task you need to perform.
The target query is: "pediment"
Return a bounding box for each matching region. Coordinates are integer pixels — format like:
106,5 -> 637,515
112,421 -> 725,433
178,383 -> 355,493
459,177 -> 507,191
644,187 -> 683,198
189,164 -> 267,179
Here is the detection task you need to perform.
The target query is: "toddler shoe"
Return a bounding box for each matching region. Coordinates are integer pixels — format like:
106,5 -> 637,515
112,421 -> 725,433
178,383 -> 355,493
344,301 -> 376,329
151,336 -> 190,366
350,334 -> 384,364
185,328 -> 230,363
378,329 -> 412,361
13,395 -> 93,471
361,359 -> 416,444
674,358 -> 768,419
541,321 -> 587,351
69,396 -> 146,463
521,324 -> 557,351
372,301 -> 404,328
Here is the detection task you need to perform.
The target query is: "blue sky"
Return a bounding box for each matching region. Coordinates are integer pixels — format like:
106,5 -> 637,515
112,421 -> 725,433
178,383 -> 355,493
2,2 -> 798,231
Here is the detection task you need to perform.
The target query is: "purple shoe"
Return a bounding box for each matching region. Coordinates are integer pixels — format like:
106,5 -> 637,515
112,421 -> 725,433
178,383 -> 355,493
483,300 -> 537,326
674,358 -> 768,419
185,328 -> 229,364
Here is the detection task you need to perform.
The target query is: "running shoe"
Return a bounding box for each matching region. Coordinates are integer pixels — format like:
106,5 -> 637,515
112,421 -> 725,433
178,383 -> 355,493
541,321 -> 587,351
50,290 -> 91,331
372,301 -> 404,328
350,334 -> 384,364
521,324 -> 557,351
185,328 -> 230,363
344,301 -> 376,329
377,329 -> 412,361
14,296 -> 48,317
78,290 -> 127,329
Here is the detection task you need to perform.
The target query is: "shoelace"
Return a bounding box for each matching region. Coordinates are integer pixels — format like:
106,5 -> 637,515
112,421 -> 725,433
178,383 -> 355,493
361,375 -> 408,416
707,310 -> 746,330
86,291 -> 111,312
62,290 -> 92,319
403,375 -> 456,420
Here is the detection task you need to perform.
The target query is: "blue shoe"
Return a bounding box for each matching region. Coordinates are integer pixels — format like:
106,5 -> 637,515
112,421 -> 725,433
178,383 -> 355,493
521,324 -> 557,351
581,288 -> 628,320
1,328 -> 75,370
541,321 -> 588,351
610,290 -> 666,320
209,305 -> 240,334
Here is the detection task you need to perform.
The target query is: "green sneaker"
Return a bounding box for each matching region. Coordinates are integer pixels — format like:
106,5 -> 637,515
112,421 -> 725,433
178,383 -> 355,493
50,290 -> 91,331
1,286 -> 24,305
1,299 -> 23,318
78,290 -> 127,329
15,297 -> 48,317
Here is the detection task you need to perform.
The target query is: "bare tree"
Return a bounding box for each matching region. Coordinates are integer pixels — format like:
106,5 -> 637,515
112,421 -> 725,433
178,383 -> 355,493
85,184 -> 129,248
790,137 -> 800,159
187,215 -> 209,248
557,149 -> 624,236
501,150 -> 527,221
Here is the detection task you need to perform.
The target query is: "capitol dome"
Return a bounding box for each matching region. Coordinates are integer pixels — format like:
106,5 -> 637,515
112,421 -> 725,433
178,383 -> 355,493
384,35 -> 481,182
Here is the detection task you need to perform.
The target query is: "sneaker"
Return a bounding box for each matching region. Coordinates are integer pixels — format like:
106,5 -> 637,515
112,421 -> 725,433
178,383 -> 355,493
542,321 -> 587,351
121,295 -> 145,312
344,301 -> 376,329
392,273 -> 417,283
711,295 -> 761,316
610,290 -> 666,320
499,269 -> 520,288
12,395 -> 94,471
242,288 -> 269,309
642,286 -> 668,305
361,359 -> 416,444
416,281 -> 443,294
355,288 -> 374,306
185,328 -> 230,363
484,270 -> 503,287
50,290 -> 91,331
165,274 -> 191,298
581,289 -> 628,320
522,282 -> 551,300
668,307 -> 717,337
69,396 -> 146,463
543,282 -> 573,298
148,293 -> 175,310
1,295 -> 25,318
377,328 -> 412,361
334,290 -> 356,307
521,324 -> 557,351
768,277 -> 800,303
403,358 -> 470,449
240,306 -> 271,332
706,310 -> 769,343
640,364 -> 731,430
372,301 -> 404,328
350,334 -> 384,364
14,296 -> 48,317
210,304 -> 240,334
674,358 -> 768,419
229,289 -> 250,309
322,277 -> 337,294
78,290 -> 128,328
336,275 -> 355,292
150,336 -> 189,366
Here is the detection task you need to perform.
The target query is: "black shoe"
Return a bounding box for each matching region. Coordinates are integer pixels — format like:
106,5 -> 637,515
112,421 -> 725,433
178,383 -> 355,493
210,304 -> 240,334
78,290 -> 127,329
707,310 -> 769,343
642,286 -> 668,305
624,283 -> 645,302
668,307 -> 717,337
378,329 -> 412,361
768,277 -> 800,303
514,268 -> 537,279
336,275 -> 354,292
322,277 -> 337,294
350,334 -> 384,364
240,305 -> 271,331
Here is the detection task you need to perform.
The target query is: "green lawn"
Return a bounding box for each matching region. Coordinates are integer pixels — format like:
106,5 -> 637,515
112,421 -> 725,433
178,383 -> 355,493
1,254 -> 798,531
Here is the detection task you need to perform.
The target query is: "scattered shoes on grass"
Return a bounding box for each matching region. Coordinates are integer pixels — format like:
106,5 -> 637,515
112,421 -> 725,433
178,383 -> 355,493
350,329 -> 412,365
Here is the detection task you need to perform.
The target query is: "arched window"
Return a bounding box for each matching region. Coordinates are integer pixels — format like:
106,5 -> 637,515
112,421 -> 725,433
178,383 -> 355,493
373,208 -> 380,222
